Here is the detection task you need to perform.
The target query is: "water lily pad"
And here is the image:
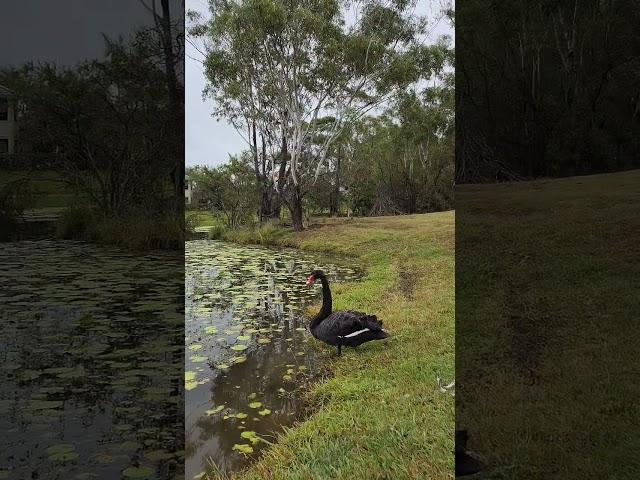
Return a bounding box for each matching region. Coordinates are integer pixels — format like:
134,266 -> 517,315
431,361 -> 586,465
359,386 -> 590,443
45,443 -> 78,463
232,443 -> 253,454
215,363 -> 230,370
230,344 -> 247,351
46,444 -> 78,462
204,326 -> 218,334
236,335 -> 250,341
258,409 -> 271,416
205,405 -> 225,415
190,356 -> 207,363
248,402 -> 262,409
257,338 -> 271,344
122,466 -> 154,479
188,344 -> 202,351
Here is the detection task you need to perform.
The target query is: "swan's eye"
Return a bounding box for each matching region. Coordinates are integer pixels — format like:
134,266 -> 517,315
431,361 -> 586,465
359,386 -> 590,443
305,275 -> 315,285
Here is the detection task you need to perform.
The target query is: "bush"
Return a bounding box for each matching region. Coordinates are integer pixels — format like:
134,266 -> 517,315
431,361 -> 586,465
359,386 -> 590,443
208,224 -> 225,240
56,206 -> 97,239
56,207 -> 185,251
221,222 -> 292,246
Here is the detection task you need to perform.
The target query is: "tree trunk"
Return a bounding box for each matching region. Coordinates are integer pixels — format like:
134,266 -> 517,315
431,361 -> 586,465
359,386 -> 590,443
289,192 -> 304,231
330,152 -> 341,216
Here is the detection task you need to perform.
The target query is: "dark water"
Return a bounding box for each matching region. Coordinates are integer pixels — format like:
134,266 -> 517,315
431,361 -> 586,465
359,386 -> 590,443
185,241 -> 360,478
0,240 -> 184,480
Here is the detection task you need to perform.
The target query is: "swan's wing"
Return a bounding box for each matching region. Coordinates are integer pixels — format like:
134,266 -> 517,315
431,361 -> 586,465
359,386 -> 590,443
327,311 -> 384,337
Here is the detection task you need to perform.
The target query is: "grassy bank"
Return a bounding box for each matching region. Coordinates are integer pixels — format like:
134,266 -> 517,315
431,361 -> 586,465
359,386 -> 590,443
0,170 -> 80,208
202,213 -> 455,479
456,170 -> 640,478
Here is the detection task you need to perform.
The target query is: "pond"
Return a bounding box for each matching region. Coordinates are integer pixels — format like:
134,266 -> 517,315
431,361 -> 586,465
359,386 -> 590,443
185,240 -> 361,478
0,240 -> 184,480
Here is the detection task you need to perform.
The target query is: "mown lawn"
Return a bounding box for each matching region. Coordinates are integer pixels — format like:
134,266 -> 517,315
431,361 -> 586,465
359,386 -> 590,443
215,213 -> 456,479
456,170 -> 640,479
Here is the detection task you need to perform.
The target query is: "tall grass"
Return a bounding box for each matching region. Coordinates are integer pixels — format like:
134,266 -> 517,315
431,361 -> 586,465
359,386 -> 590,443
57,206 -> 185,250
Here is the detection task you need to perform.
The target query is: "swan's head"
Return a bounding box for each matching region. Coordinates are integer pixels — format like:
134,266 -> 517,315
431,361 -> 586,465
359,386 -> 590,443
305,269 -> 325,286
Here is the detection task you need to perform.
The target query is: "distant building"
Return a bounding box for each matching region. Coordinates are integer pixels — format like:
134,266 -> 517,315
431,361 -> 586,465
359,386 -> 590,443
0,85 -> 16,154
185,176 -> 194,206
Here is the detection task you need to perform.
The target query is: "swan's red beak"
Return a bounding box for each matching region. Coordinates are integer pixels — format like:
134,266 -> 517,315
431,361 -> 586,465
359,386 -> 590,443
305,275 -> 315,286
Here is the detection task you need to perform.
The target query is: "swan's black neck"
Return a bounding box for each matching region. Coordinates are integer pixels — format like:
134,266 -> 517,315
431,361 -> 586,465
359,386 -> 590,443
310,274 -> 332,329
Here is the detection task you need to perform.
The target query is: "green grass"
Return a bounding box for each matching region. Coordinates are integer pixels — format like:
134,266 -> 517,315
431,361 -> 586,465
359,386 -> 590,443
0,170 -> 81,208
456,170 -> 640,479
211,213 -> 455,479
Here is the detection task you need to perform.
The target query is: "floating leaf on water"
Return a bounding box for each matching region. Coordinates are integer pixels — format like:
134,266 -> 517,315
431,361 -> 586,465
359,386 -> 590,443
185,371 -> 196,382
45,444 -> 75,456
235,412 -> 248,419
296,351 -> 305,356
185,381 -> 198,391
282,374 -> 293,381
248,402 -> 262,409
232,443 -> 253,454
298,366 -> 307,371
295,327 -> 306,332
248,392 -> 257,400
122,466 -> 154,479
204,326 -> 218,334
230,344 -> 247,351
188,344 -> 202,351
190,356 -> 207,363
29,400 -> 63,411
257,338 -> 271,344
258,409 -> 271,416
205,405 -> 225,416
231,355 -> 247,364
215,363 -> 230,370
46,444 -> 78,462
278,387 -> 286,394
286,368 -> 294,375
236,335 -> 250,341
145,450 -> 174,461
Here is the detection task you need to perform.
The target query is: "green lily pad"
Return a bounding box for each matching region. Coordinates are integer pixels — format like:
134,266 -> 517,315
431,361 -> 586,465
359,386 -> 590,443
258,409 -> 271,416
231,344 -> 247,351
122,466 -> 154,479
205,405 -> 225,415
232,443 -> 253,454
248,402 -> 262,409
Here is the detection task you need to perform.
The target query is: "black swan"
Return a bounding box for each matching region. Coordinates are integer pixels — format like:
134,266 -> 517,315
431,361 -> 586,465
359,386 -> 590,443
455,430 -> 483,477
305,269 -> 388,355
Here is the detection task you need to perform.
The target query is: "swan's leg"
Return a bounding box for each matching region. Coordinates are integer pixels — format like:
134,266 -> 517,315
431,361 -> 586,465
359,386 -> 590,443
337,345 -> 342,356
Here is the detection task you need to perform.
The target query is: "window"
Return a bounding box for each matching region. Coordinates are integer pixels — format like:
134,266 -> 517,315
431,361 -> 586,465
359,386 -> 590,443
0,99 -> 8,121
0,139 -> 9,154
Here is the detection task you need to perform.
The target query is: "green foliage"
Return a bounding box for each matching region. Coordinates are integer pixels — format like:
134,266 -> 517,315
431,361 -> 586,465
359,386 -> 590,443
187,157 -> 257,228
56,207 -> 185,251
0,178 -> 32,239
190,0 -> 448,230
457,0 -> 640,180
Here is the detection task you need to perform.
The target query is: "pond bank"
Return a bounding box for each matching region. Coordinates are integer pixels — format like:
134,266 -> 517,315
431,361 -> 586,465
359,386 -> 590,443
209,213 -> 455,480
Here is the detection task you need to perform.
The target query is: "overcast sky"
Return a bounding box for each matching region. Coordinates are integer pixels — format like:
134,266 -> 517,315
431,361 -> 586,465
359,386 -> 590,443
0,1 -> 154,67
185,0 -> 454,168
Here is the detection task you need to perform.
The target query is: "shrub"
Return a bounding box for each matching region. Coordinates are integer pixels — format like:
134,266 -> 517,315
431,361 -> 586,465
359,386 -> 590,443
56,207 -> 185,251
55,206 -> 97,239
